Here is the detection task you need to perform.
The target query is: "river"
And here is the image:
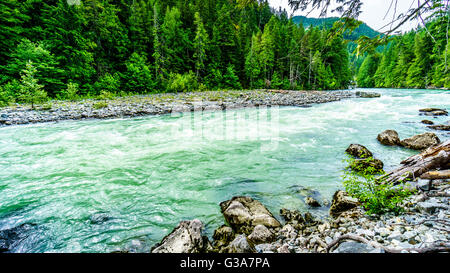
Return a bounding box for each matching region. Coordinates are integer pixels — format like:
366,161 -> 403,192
0,88 -> 448,252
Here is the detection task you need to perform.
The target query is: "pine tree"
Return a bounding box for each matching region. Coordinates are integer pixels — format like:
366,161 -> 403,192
18,60 -> 47,108
123,52 -> 155,94
193,12 -> 208,79
406,32 -> 434,88
0,0 -> 28,67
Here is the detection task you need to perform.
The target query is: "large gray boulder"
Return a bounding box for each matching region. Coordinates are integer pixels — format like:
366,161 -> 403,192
377,130 -> 401,146
400,132 -> 440,150
220,196 -> 281,234
151,219 -> 211,253
329,191 -> 359,218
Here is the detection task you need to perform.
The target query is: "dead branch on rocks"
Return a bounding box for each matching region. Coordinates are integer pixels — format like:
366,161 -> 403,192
326,234 -> 450,253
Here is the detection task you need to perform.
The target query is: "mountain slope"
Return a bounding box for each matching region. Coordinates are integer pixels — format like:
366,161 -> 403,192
292,16 -> 380,40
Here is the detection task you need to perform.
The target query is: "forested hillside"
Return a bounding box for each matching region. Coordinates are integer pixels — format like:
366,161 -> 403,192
356,16 -> 449,89
292,15 -> 380,40
0,0 -> 352,107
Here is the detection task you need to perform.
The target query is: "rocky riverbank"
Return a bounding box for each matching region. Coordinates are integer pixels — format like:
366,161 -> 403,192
0,90 -> 358,127
149,140 -> 449,254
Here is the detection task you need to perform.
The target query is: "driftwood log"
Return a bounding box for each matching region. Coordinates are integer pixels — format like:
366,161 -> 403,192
420,170 -> 450,180
381,140 -> 450,184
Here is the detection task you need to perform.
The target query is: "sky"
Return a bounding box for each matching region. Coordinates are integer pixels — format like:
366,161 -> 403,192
268,0 -> 423,33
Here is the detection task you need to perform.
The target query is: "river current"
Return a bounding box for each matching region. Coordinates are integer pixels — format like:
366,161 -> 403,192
0,88 -> 448,252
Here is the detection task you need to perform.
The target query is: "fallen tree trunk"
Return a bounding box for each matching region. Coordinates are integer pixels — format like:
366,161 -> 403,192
420,170 -> 450,180
381,140 -> 450,184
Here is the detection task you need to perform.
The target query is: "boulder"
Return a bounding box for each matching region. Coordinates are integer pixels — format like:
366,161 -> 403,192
377,130 -> 400,146
278,224 -> 297,240
416,198 -> 448,214
400,132 -> 440,150
224,234 -> 256,253
280,208 -> 305,230
212,225 -> 235,250
345,144 -> 373,158
151,219 -> 211,253
305,197 -> 322,208
350,158 -> 384,174
89,212 -> 111,224
419,108 -> 448,116
428,125 -> 450,131
356,91 -> 381,98
329,191 -> 359,218
247,225 -> 275,244
220,196 -> 281,234
0,224 -> 36,253
332,242 -> 383,253
421,120 -> 434,125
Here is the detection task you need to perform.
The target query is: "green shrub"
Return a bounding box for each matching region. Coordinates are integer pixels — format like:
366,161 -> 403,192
59,82 -> 79,101
342,158 -> 416,215
222,65 -> 242,90
94,73 -> 120,95
0,86 -> 11,107
97,90 -> 116,100
166,72 -> 199,93
93,101 -> 108,109
124,52 -> 156,94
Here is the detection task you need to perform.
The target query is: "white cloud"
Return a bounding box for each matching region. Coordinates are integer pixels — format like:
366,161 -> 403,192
268,0 -> 422,33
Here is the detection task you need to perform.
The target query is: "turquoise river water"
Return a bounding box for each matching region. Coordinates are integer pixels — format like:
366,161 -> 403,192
0,88 -> 449,252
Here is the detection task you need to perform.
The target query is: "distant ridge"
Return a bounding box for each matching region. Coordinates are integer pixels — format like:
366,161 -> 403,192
292,16 -> 380,40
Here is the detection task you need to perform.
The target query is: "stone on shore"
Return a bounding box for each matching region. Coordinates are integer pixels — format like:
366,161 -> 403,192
416,198 -> 448,214
329,191 -> 359,218
280,208 -> 305,230
220,196 -> 281,234
377,130 -> 401,146
345,144 -> 373,158
151,219 -> 211,253
224,234 -> 256,253
400,132 -> 440,150
332,241 -> 383,253
212,225 -> 235,250
248,225 -> 275,244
